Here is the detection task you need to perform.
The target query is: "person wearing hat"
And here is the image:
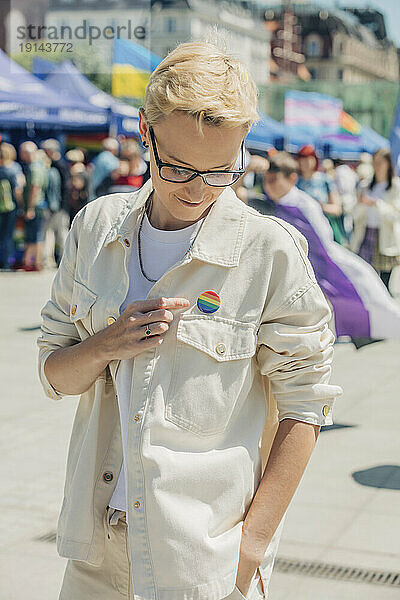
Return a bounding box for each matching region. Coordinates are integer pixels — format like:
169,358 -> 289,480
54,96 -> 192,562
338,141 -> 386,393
37,40 -> 342,600
297,144 -> 345,244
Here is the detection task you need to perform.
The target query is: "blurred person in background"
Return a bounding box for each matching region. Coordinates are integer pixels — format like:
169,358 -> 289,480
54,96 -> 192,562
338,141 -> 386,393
65,148 -> 86,167
231,150 -> 269,203
356,152 -> 374,183
89,137 -> 120,199
297,145 -> 345,244
334,159 -> 359,243
69,161 -> 89,223
321,158 -> 335,178
109,138 -> 150,194
19,141 -> 48,271
0,142 -> 24,270
351,148 -> 400,291
40,139 -> 71,266
39,150 -> 62,268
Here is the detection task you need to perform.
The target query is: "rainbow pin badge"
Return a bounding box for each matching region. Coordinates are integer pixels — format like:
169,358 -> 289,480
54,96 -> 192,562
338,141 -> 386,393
197,290 -> 221,314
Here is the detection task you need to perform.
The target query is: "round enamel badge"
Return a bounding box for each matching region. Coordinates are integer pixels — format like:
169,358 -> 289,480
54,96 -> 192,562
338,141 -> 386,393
197,290 -> 221,314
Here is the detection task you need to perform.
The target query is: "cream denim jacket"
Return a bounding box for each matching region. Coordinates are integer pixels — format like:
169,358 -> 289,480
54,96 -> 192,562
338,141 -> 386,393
37,178 -> 342,600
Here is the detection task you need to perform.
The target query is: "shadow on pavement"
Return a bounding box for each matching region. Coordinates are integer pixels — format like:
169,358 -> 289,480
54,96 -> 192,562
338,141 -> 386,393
352,465 -> 400,490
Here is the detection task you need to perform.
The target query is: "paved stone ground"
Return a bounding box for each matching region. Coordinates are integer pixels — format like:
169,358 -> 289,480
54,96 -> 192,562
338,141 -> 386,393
0,269 -> 399,599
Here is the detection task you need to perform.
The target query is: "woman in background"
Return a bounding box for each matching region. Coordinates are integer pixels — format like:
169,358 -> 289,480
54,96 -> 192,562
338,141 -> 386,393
351,148 -> 400,292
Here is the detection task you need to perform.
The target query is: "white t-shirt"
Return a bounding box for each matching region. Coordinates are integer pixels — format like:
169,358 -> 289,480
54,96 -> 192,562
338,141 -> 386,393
109,209 -> 205,514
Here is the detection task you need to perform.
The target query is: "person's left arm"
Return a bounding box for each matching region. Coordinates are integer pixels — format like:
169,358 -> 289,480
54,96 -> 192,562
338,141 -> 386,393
235,228 -> 343,596
236,418 -> 320,595
321,176 -> 342,216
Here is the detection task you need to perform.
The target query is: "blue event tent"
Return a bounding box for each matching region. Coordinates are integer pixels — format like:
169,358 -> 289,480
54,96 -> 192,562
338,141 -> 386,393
245,112 -> 284,151
284,129 -> 317,154
316,128 -> 389,160
33,58 -> 139,137
0,50 -> 109,131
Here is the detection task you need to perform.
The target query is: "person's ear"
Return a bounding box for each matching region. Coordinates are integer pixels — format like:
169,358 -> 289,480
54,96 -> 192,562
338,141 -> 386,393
138,108 -> 149,148
289,172 -> 298,186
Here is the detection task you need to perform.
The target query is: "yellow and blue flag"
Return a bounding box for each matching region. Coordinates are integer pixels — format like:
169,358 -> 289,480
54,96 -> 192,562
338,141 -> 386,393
112,39 -> 162,99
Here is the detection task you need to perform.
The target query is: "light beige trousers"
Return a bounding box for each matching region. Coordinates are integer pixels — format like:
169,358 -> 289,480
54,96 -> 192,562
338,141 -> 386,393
58,505 -> 266,599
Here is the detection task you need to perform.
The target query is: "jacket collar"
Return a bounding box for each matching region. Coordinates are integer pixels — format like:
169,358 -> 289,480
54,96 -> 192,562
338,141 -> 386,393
104,178 -> 247,267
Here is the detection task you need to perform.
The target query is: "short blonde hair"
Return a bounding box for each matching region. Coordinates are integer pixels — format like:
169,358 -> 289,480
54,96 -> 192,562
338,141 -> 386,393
143,40 -> 259,136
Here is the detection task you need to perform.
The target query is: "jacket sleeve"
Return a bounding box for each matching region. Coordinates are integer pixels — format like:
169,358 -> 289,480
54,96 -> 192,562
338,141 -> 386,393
36,212 -> 82,401
255,222 -> 343,426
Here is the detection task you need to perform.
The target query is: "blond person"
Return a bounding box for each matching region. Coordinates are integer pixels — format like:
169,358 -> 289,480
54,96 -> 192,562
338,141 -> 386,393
38,41 -> 342,600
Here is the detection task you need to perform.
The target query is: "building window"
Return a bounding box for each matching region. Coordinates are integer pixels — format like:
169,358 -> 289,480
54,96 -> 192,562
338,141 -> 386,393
337,69 -> 343,80
308,68 -> 318,79
165,17 -> 176,33
306,34 -> 322,58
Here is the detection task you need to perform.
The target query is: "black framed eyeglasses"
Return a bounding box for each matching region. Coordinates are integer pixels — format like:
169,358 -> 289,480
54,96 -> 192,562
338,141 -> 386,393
148,126 -> 245,187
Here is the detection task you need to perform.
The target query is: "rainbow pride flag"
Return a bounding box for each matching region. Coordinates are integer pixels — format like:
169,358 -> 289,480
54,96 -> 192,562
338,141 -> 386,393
112,39 -> 161,99
340,110 -> 362,136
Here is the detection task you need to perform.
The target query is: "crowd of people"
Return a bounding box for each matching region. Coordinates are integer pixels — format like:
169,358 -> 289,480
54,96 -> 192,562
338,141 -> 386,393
236,145 -> 400,294
0,136 -> 150,271
0,134 -> 399,293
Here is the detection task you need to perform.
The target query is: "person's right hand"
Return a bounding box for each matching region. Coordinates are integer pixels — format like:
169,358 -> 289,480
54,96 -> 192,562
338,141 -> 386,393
97,296 -> 190,361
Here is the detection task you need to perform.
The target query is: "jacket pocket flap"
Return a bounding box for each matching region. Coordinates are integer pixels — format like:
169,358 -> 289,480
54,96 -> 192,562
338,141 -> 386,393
176,316 -> 257,361
70,280 -> 98,322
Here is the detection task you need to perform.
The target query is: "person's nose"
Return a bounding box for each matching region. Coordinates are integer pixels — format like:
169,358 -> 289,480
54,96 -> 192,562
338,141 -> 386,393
184,174 -> 208,201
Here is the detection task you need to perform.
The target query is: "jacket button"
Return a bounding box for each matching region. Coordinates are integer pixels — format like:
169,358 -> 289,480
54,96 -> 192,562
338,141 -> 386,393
134,414 -> 141,421
123,238 -> 130,247
103,472 -> 113,483
322,405 -> 330,417
107,316 -> 116,326
134,501 -> 141,509
71,305 -> 77,316
216,343 -> 226,355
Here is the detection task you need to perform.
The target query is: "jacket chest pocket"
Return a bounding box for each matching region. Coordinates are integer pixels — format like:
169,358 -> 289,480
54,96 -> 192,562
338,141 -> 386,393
165,316 -> 257,437
70,279 -> 98,337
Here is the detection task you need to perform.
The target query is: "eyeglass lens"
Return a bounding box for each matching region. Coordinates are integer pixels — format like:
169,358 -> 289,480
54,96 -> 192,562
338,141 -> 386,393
160,166 -> 240,186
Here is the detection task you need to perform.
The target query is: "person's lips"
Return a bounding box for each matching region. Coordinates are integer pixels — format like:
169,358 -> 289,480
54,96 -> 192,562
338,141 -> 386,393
176,196 -> 203,206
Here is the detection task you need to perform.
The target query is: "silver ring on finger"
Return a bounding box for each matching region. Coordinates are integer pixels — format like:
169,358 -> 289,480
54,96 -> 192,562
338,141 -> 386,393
145,325 -> 152,336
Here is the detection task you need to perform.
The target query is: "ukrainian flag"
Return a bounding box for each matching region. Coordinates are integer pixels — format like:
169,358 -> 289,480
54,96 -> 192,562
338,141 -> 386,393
112,39 -> 162,99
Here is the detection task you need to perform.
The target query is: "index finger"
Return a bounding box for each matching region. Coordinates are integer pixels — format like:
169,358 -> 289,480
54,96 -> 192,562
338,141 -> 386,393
131,297 -> 191,313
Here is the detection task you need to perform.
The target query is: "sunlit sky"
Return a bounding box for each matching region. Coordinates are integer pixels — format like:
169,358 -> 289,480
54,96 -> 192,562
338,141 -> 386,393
255,1 -> 400,47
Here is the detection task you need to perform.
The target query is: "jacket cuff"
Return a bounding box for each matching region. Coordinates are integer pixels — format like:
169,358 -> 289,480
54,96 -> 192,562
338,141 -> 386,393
38,349 -> 65,402
277,398 -> 336,427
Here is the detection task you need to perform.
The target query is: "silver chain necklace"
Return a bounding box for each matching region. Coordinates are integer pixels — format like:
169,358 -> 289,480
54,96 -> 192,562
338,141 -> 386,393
137,192 -> 203,283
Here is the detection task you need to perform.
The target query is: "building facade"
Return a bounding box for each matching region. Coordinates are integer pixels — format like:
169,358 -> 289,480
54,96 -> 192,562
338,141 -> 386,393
264,6 -> 308,82
1,0 -> 50,53
263,3 -> 398,83
45,0 -> 270,87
